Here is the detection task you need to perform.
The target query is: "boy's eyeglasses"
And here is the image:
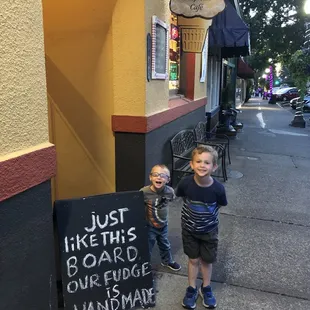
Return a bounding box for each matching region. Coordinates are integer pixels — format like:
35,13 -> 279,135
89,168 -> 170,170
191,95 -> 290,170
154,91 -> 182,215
150,172 -> 169,179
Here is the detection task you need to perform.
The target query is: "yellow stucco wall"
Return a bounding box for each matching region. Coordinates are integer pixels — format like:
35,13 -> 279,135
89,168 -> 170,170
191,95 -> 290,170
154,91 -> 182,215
145,0 -> 170,116
43,0 -> 117,198
0,1 -> 48,156
112,0 -> 146,116
42,0 -> 211,199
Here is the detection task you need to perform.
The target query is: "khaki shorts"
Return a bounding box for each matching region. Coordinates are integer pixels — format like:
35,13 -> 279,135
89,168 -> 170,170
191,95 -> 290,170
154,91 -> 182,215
182,227 -> 218,263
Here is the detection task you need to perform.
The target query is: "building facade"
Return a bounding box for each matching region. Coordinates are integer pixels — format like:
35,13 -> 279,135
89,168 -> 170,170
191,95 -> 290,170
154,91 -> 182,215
0,1 -> 57,308
0,0 -> 250,308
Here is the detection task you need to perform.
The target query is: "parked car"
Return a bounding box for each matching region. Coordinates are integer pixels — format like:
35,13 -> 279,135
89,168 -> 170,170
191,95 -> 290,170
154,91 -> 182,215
290,93 -> 310,110
274,87 -> 299,101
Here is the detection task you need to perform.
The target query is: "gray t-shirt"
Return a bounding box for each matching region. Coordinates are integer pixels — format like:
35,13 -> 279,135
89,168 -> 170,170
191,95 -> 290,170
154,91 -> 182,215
140,185 -> 175,228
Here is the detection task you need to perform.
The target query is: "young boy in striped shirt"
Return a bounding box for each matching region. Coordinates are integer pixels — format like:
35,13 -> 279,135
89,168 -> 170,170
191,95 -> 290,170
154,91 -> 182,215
176,145 -> 227,309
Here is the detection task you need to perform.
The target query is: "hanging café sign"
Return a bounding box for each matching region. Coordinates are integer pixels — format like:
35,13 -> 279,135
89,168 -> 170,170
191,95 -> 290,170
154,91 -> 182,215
170,0 -> 225,19
169,0 -> 226,53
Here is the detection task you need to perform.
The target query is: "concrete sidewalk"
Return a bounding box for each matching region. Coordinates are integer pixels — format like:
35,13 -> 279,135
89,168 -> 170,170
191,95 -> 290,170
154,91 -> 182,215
150,98 -> 310,309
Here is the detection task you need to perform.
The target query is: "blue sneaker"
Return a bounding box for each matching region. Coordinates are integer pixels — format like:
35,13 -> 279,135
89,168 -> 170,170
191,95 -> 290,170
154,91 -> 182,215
199,285 -> 217,308
161,261 -> 181,271
182,286 -> 198,309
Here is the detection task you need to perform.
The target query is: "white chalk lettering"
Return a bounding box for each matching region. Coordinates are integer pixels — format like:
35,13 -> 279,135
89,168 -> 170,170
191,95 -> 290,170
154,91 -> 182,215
73,288 -> 154,310
106,284 -> 120,299
103,263 -> 149,286
104,270 -> 113,286
98,250 -> 112,265
96,301 -> 108,310
100,231 -> 110,246
122,288 -> 154,309
141,288 -> 155,305
142,262 -> 152,276
122,267 -> 130,281
76,234 -> 88,251
132,288 -> 143,307
109,210 -> 118,227
118,208 -> 129,224
67,280 -> 78,293
64,236 -> 69,253
90,234 -> 99,247
113,247 -> 124,263
83,253 -> 97,268
89,274 -> 101,289
96,299 -> 119,310
112,284 -> 120,298
87,302 -> 95,310
84,208 -> 129,233
109,299 -> 120,310
73,302 -> 86,310
67,274 -> 101,294
127,246 -> 138,262
64,228 -> 138,254
127,227 -> 137,242
70,237 -> 75,251
110,230 -> 120,244
122,292 -> 133,309
67,256 -> 78,278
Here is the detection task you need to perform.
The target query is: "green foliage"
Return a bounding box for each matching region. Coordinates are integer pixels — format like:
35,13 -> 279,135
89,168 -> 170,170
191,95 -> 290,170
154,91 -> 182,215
239,0 -> 306,72
245,79 -> 254,102
287,50 -> 310,98
258,77 -> 270,90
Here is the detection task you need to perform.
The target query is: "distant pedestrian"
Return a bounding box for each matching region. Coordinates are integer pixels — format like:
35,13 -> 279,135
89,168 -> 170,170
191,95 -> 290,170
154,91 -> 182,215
140,164 -> 181,271
176,145 -> 227,309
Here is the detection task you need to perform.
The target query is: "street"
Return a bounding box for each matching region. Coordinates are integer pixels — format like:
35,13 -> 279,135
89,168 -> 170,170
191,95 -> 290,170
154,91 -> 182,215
151,98 -> 310,310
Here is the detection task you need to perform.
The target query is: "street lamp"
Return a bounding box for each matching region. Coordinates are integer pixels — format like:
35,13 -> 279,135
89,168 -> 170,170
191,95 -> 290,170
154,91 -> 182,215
289,0 -> 309,127
265,68 -> 271,74
305,0 -> 310,14
262,74 -> 267,79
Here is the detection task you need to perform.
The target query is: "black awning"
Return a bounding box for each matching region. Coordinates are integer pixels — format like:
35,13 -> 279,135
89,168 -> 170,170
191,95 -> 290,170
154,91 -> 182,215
237,58 -> 254,79
208,0 -> 250,58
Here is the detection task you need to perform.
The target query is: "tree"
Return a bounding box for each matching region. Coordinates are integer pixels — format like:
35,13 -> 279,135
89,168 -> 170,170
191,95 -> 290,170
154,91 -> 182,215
239,0 -> 306,72
287,50 -> 310,98
287,50 -> 310,127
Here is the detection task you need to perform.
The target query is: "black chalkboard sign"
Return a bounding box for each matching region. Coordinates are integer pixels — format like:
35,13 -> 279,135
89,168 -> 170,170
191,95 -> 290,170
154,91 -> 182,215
152,16 -> 168,79
54,191 -> 155,310
155,24 -> 167,74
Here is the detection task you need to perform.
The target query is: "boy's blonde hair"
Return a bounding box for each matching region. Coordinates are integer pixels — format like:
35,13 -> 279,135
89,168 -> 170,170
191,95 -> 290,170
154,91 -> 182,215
191,145 -> 218,165
150,164 -> 170,176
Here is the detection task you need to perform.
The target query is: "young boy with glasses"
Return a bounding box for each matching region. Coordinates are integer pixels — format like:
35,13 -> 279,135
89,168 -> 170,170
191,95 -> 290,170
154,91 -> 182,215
140,164 -> 181,271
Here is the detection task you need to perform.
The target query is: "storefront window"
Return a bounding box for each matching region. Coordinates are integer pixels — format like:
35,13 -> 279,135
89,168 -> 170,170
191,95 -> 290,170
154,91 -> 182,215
169,14 -> 180,92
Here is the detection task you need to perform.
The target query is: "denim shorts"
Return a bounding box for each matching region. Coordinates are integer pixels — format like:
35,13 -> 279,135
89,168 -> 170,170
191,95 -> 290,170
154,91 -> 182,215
182,227 -> 218,263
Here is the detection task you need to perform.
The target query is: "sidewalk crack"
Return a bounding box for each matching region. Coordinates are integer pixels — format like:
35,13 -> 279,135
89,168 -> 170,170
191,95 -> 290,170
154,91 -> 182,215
291,156 -> 298,168
220,212 -> 310,228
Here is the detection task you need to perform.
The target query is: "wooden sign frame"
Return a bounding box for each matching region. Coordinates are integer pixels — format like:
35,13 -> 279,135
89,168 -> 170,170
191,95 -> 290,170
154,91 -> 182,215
151,16 -> 169,80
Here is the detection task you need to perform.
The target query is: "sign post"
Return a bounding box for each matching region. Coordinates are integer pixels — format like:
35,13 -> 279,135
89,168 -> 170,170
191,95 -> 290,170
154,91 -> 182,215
54,191 -> 155,310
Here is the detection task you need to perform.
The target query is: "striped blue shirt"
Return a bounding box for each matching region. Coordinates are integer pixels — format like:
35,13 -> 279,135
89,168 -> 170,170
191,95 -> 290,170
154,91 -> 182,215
176,176 -> 227,234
